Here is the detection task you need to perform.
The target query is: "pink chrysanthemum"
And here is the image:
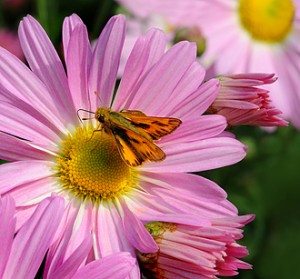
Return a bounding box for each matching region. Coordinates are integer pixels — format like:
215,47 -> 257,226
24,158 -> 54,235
0,195 -> 135,279
116,0 -> 300,128
0,14 -> 249,277
139,216 -> 254,278
210,73 -> 288,127
193,0 -> 300,129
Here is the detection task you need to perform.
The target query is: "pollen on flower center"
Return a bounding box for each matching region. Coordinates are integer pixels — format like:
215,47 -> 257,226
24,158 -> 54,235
55,126 -> 137,202
238,0 -> 295,43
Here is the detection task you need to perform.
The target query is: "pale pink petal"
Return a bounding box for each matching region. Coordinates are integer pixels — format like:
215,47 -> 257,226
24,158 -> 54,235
44,203 -> 80,278
0,132 -> 53,161
143,137 -> 246,173
159,115 -> 227,145
124,41 -> 197,115
18,15 -> 76,123
5,176 -> 55,206
0,160 -> 54,194
0,47 -> 67,132
62,14 -> 85,59
47,235 -> 92,279
72,253 -> 136,279
114,28 -> 167,110
89,15 -> 126,108
117,200 -> 158,253
0,101 -> 60,145
2,195 -> 64,279
94,201 -> 135,257
66,24 -> 93,111
0,196 -> 15,278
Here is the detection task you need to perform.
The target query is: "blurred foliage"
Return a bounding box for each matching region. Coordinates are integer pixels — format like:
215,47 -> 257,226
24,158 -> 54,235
202,125 -> 300,279
0,1 -> 300,278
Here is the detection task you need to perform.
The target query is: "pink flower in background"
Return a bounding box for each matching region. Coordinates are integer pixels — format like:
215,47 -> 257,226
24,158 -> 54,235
0,14 -> 249,277
210,73 -> 288,127
139,216 -> 254,278
189,0 -> 300,129
116,0 -> 300,129
0,29 -> 24,60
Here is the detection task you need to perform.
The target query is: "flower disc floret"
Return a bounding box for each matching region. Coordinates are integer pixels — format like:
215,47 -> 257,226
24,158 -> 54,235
55,126 -> 137,202
239,0 -> 295,43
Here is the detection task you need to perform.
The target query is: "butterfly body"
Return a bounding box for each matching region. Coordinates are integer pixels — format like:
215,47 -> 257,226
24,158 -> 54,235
94,107 -> 181,167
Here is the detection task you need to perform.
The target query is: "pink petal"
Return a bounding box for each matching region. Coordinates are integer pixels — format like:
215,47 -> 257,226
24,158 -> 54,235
62,14 -> 85,59
125,41 -> 197,115
0,196 -> 16,278
18,15 -> 76,123
117,200 -> 158,253
3,195 -> 64,279
114,28 -> 167,110
143,137 -> 246,172
0,47 -> 67,132
0,101 -> 60,145
48,235 -> 92,279
72,253 -> 136,279
89,15 -> 126,108
66,24 -> 93,111
169,78 -> 219,120
159,115 -> 227,145
0,160 -> 54,194
0,132 -> 53,161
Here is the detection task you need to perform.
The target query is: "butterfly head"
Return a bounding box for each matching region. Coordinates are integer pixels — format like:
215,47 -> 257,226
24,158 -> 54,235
95,107 -> 110,124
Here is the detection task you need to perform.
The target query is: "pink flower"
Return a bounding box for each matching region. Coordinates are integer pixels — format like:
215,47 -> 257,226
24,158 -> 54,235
209,73 -> 288,127
0,29 -> 24,60
192,0 -> 300,129
139,216 -> 254,278
116,0 -> 300,129
0,14 -> 248,277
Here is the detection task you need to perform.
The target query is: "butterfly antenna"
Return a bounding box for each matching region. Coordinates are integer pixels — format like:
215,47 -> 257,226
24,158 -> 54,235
77,108 -> 95,124
94,91 -> 104,107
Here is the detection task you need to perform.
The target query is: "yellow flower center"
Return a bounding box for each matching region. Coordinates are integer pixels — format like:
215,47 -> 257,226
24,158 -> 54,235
55,126 -> 138,203
238,0 -> 295,43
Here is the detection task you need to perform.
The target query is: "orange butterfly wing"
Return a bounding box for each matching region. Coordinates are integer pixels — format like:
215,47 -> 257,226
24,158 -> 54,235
111,125 -> 166,167
119,110 -> 182,140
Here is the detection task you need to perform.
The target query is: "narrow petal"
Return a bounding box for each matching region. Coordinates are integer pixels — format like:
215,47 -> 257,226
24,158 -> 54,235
125,42 -> 197,115
0,132 -> 53,161
0,160 -> 54,194
0,101 -> 60,145
117,200 -> 158,253
143,137 -> 247,172
62,14 -> 85,59
49,235 -> 92,279
0,196 -> 16,278
89,15 -> 126,108
72,253 -> 136,279
66,24 -> 93,111
114,28 -> 167,110
18,15 -> 76,123
0,48 -> 67,132
3,195 -> 64,279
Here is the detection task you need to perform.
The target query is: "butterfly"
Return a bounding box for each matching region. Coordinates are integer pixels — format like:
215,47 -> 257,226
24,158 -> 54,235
93,107 -> 182,167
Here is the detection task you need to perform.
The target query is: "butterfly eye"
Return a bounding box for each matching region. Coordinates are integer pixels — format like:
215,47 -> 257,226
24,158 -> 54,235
98,115 -> 106,123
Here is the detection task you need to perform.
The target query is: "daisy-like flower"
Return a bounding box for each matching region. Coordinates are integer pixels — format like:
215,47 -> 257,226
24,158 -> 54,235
0,14 -> 248,277
209,73 -> 288,127
139,217 -> 254,278
193,0 -> 300,128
